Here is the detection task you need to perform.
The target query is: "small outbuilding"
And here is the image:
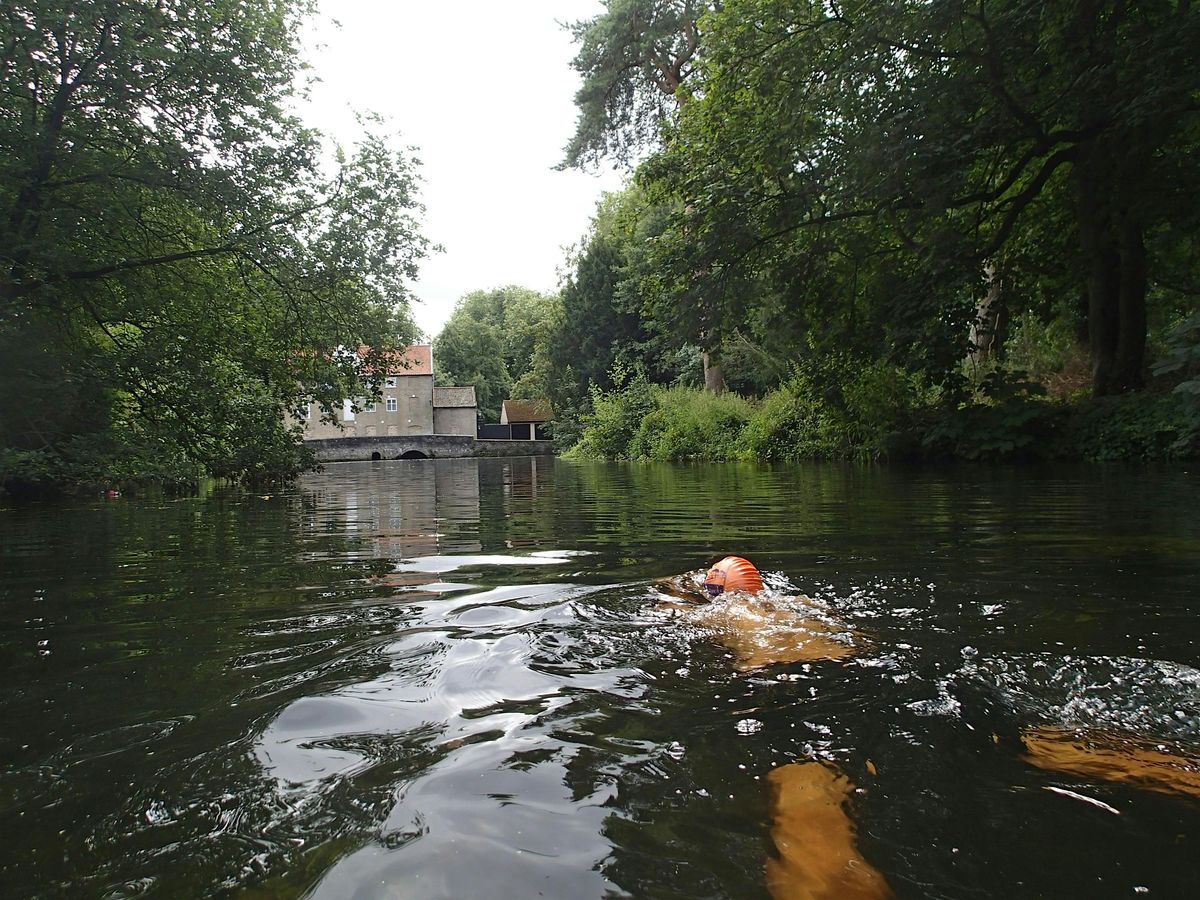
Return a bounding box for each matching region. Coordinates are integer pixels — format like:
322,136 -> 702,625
499,399 -> 552,440
433,386 -> 478,437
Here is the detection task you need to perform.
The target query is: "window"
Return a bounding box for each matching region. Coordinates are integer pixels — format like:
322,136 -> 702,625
365,400 -> 377,413
385,377 -> 397,388
342,399 -> 355,422
386,397 -> 398,412
304,404 -> 311,420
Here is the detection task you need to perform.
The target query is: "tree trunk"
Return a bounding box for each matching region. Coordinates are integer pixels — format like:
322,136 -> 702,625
1075,147 -> 1147,396
4,69 -> 78,308
969,261 -> 1007,364
1114,215 -> 1147,392
702,347 -> 727,394
1079,203 -> 1121,395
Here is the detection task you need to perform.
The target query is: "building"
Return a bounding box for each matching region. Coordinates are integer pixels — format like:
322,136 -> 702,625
433,386 -> 477,437
499,399 -> 553,440
300,345 -> 477,439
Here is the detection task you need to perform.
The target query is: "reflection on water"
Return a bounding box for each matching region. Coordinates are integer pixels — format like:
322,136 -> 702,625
1,458 -> 1199,898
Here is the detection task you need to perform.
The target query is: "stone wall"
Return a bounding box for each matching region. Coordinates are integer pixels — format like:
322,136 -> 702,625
305,434 -> 555,462
433,406 -> 476,437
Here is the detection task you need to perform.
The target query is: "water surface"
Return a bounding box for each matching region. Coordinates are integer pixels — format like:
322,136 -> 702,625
2,458 -> 1198,898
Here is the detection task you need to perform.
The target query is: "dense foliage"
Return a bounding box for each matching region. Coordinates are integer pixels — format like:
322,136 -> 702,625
560,0 -> 709,170
0,0 -> 432,493
551,0 -> 1199,462
433,286 -> 557,424
568,378 -> 1200,464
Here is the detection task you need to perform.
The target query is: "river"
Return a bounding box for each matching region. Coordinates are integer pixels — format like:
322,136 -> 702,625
2,458 -> 1198,898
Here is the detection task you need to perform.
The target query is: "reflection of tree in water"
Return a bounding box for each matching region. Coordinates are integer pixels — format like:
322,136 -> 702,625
0,485 -> 415,898
476,457 -> 566,551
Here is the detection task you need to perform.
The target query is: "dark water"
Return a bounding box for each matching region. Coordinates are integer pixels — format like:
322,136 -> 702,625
2,458 -> 1198,899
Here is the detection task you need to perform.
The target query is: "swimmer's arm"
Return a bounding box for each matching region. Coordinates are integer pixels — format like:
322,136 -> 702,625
1020,727 -> 1200,799
767,762 -> 894,899
652,573 -> 707,604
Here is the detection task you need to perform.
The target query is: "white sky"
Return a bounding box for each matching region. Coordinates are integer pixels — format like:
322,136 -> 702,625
300,1 -> 627,339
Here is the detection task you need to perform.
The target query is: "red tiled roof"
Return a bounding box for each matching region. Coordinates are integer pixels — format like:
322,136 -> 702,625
501,399 -> 552,424
384,344 -> 432,376
353,344 -> 433,376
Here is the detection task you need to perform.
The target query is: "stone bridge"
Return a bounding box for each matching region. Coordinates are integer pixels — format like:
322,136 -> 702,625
304,434 -> 555,463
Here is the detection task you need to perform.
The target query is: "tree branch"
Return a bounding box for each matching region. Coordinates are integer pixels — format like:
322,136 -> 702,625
979,146 -> 1077,258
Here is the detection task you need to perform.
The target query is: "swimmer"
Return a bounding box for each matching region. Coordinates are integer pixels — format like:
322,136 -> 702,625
656,556 -> 1200,900
656,556 -> 895,899
654,556 -> 857,669
653,554 -> 764,601
1019,727 -> 1200,800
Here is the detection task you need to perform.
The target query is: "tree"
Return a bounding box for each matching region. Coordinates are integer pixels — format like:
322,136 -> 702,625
522,185 -> 722,443
433,286 -> 557,424
561,0 -> 733,391
0,1 -> 433,486
434,315 -> 511,425
560,0 -> 704,170
641,0 -> 1200,396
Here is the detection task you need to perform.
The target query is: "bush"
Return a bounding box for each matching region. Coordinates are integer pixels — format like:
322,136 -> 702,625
0,432 -> 205,497
567,354 -> 1200,464
739,378 -> 840,460
920,371 -> 1058,460
741,356 -> 921,460
571,355 -> 921,462
571,380 -> 753,461
628,386 -> 752,460
571,376 -> 658,460
1152,310 -> 1200,396
1003,313 -> 1081,384
0,447 -> 58,493
1063,392 -> 1199,461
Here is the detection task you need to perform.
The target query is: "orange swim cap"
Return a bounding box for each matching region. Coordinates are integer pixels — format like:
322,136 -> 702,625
703,556 -> 764,596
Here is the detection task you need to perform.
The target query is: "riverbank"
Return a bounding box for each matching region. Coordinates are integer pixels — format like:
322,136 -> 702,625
565,377 -> 1200,464
0,436 -> 557,500
6,378 -> 1196,500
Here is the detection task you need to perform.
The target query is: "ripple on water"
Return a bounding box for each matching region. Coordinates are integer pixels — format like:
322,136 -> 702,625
391,549 -> 592,575
946,652 -> 1200,738
244,576 -> 643,899
252,585 -> 647,792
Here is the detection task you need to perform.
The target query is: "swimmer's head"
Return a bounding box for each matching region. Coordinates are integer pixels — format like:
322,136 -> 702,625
703,556 -> 764,597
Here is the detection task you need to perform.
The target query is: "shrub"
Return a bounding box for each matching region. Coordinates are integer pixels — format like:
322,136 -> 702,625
567,353 -> 1200,464
572,381 -> 753,461
0,432 -> 205,497
1003,313 -> 1081,385
920,371 -> 1058,460
571,376 -> 657,460
1064,392 -> 1199,461
739,378 -> 840,460
628,386 -> 752,461
742,356 -> 921,460
1151,310 -> 1200,392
